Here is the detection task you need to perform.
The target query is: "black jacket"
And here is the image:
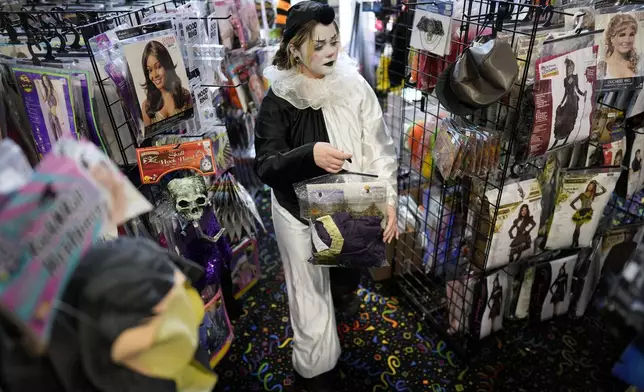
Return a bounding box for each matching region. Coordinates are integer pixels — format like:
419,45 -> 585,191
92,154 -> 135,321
254,88 -> 330,221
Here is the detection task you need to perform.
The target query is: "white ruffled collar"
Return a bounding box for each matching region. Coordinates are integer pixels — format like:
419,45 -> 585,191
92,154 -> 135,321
263,52 -> 361,110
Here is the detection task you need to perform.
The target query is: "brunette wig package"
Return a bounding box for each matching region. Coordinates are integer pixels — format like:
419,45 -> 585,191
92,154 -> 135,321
118,21 -> 195,138
545,167 -> 620,249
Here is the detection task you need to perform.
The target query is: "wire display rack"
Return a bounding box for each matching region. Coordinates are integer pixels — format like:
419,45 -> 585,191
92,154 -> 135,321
386,0 -> 584,357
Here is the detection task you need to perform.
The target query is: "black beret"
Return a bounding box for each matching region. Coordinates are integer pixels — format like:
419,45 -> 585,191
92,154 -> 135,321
283,1 -> 335,44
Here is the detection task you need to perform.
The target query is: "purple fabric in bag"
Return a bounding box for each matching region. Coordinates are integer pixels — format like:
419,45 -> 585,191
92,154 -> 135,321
313,211 -> 386,267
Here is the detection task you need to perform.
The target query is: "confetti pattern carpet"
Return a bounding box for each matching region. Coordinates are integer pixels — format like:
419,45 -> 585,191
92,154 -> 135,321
214,189 -> 629,391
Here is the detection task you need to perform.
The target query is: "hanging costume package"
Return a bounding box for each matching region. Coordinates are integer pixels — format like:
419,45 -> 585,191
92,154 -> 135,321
595,6 -> 644,92
598,223 -> 644,276
470,270 -> 509,339
230,237 -> 260,299
294,173 -> 390,268
627,128 -> 644,198
545,168 -> 620,249
529,253 -> 577,322
530,39 -> 597,157
485,178 -> 542,270
507,250 -> 563,319
199,285 -> 234,368
570,246 -> 600,318
12,66 -> 79,156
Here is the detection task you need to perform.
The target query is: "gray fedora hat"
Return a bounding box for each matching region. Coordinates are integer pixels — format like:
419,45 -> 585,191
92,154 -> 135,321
436,39 -> 519,116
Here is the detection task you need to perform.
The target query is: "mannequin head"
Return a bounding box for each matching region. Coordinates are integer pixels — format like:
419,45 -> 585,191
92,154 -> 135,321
272,1 -> 339,78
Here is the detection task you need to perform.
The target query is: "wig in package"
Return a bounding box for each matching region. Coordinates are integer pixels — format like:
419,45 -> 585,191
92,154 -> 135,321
528,253 -> 577,322
545,168 -> 620,249
117,21 -> 195,137
12,67 -> 78,156
294,173 -> 390,268
485,178 -> 542,270
470,270 -> 509,340
530,42 -> 597,156
595,6 -> 644,91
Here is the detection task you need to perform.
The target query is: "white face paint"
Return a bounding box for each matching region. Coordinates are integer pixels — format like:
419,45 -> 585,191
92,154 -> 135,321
295,23 -> 339,77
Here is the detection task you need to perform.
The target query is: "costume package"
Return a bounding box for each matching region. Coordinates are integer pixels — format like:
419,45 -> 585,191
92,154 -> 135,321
230,237 -> 260,299
12,66 -> 79,156
199,284 -> 234,368
470,270 -> 509,339
570,245 -> 602,318
485,178 -> 542,270
528,253 -> 577,322
294,173 -> 390,268
599,223 -> 644,276
626,128 -> 644,197
545,168 -> 620,249
530,37 -> 597,156
506,251 -> 565,320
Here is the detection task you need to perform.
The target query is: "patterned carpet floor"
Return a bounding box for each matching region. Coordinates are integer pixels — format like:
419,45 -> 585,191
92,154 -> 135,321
214,189 -> 629,391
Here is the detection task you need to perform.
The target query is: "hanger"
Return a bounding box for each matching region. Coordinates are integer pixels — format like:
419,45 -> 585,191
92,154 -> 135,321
60,19 -> 82,51
543,11 -> 603,45
0,14 -> 21,44
27,35 -> 56,66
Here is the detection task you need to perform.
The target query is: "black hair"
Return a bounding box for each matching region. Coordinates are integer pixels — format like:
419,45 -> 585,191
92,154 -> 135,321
517,204 -> 530,220
41,74 -> 57,107
141,40 -> 189,120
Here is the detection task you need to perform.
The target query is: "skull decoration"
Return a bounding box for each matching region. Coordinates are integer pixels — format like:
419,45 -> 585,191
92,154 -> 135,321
167,176 -> 209,221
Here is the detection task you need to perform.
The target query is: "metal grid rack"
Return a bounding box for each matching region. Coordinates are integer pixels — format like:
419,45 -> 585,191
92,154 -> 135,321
1,1 -> 244,191
386,0 -> 581,357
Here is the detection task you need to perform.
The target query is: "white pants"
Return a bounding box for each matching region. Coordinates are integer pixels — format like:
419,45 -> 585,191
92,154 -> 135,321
271,193 -> 341,378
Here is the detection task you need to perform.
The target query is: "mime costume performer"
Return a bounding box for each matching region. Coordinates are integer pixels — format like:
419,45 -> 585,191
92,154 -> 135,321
253,2 -> 398,390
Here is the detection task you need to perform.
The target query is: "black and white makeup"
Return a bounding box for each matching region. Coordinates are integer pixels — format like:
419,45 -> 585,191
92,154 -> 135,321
291,23 -> 340,77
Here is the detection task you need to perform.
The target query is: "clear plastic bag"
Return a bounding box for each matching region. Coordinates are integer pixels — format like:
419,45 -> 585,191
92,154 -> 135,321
293,172 -> 390,268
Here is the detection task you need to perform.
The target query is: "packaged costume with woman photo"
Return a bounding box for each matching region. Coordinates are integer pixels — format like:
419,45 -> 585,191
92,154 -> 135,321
12,67 -> 78,156
529,254 -> 577,321
470,271 -> 508,339
545,168 -> 620,249
598,223 -> 644,275
627,128 -> 644,197
120,24 -> 194,136
595,7 -> 644,91
485,178 -> 542,270
531,45 -> 596,156
570,245 -> 601,318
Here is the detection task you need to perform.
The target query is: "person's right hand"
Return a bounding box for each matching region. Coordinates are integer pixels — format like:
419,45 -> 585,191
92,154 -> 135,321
313,142 -> 352,173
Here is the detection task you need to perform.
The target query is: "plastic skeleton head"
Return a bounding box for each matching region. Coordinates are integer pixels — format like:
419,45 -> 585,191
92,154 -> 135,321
167,176 -> 208,221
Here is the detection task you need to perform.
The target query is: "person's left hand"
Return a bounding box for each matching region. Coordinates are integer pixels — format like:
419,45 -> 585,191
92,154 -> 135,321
383,205 -> 399,244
